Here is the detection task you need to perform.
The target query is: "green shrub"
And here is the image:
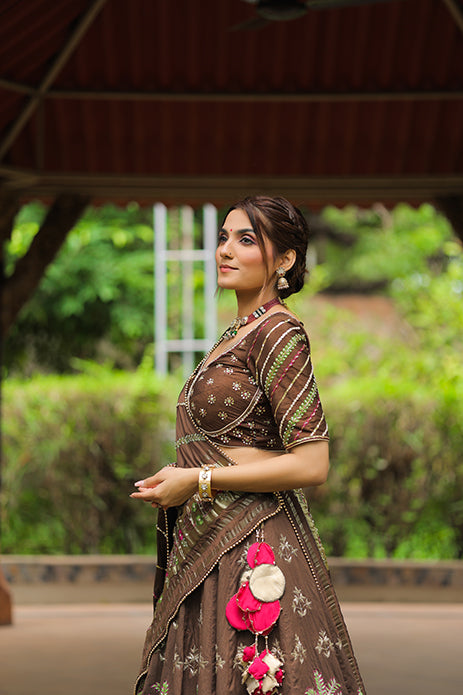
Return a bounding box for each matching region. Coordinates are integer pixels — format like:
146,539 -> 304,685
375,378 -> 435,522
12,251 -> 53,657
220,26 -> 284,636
311,374 -> 463,559
1,362 -> 180,554
2,360 -> 462,558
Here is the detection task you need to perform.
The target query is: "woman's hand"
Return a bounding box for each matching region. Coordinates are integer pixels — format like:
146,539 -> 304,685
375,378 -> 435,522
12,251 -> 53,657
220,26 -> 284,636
130,466 -> 198,509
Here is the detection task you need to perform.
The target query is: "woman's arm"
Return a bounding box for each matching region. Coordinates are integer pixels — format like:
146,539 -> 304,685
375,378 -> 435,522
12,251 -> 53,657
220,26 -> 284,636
214,441 -> 329,491
130,440 -> 329,509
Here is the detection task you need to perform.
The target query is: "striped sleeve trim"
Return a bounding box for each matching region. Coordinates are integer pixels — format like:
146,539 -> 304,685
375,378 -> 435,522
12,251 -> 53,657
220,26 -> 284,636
278,365 -> 314,432
264,333 -> 306,397
282,386 -> 319,447
273,354 -> 312,417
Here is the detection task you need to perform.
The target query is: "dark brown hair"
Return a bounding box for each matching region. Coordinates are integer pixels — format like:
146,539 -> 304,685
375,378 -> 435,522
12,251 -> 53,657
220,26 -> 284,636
225,195 -> 309,298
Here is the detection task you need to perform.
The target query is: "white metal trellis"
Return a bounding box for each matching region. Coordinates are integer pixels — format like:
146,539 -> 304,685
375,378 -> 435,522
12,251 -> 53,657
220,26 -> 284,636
154,203 -> 217,377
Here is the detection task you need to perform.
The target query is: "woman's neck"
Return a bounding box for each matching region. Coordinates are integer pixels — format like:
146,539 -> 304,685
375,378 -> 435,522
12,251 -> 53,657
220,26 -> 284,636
235,290 -> 279,318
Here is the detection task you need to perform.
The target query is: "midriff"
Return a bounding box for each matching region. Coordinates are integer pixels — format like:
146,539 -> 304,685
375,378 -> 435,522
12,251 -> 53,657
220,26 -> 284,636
218,445 -> 286,466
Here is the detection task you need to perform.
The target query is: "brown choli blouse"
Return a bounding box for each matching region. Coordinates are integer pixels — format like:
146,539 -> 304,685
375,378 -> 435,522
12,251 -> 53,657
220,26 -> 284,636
185,312 -> 329,450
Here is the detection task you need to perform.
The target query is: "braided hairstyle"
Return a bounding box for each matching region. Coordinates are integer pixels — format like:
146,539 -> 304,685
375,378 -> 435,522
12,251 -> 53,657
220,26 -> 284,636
225,195 -> 309,299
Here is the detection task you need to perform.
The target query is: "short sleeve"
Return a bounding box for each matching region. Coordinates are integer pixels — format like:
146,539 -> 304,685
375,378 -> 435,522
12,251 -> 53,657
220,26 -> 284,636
246,313 -> 329,449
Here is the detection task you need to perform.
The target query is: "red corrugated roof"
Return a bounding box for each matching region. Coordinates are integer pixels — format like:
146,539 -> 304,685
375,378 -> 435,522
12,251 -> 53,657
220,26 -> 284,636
0,0 -> 462,204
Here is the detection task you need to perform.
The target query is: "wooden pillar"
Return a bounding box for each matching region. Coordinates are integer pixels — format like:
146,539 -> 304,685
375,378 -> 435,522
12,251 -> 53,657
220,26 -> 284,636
435,194 -> 463,245
0,569 -> 12,626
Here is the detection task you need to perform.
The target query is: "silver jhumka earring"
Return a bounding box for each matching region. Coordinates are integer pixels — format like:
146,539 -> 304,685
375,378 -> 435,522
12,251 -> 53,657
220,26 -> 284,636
276,266 -> 289,291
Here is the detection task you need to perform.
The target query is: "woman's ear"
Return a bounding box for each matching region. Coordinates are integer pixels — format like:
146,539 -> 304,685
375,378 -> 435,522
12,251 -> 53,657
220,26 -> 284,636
279,248 -> 296,272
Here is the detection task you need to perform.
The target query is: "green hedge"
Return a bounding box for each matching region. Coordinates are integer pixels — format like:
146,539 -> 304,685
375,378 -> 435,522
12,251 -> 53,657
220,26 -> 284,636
2,366 -> 462,558
1,363 -> 178,554
315,376 -> 463,559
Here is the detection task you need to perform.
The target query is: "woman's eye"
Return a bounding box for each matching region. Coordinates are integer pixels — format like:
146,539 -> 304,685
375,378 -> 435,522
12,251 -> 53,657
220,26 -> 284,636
241,236 -> 255,245
217,232 -> 227,243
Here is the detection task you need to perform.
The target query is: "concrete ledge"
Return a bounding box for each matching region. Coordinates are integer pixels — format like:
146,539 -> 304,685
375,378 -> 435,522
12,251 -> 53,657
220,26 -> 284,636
1,555 -> 462,604
1,555 -> 156,604
328,558 -> 463,603
2,555 -> 155,584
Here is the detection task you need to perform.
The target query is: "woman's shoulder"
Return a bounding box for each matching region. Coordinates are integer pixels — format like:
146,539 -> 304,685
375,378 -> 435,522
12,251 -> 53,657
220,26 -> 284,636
249,310 -> 307,343
246,310 -> 310,364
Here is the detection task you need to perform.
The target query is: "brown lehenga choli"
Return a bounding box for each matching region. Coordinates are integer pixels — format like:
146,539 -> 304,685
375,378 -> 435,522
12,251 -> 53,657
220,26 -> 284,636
135,313 -> 366,695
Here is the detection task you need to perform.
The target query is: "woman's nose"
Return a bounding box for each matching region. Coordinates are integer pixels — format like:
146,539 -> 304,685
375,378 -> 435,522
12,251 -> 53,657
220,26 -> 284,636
220,238 -> 233,258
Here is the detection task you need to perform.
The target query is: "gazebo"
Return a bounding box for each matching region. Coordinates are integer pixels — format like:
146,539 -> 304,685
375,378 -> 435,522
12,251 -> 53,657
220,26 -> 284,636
1,0 -> 462,621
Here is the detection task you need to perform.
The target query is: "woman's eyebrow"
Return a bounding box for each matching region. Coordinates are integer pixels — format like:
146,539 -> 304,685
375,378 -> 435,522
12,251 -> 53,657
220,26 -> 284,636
220,227 -> 255,234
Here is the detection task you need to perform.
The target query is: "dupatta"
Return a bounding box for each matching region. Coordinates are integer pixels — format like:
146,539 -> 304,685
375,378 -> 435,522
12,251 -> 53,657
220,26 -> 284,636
137,395 -> 282,680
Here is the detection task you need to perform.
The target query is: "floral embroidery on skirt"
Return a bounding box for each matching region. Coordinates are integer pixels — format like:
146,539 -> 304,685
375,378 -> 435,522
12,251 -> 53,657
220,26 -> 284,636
136,507 -> 365,695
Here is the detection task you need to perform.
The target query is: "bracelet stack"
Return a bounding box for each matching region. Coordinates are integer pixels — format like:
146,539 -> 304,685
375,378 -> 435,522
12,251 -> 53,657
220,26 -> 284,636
198,465 -> 213,500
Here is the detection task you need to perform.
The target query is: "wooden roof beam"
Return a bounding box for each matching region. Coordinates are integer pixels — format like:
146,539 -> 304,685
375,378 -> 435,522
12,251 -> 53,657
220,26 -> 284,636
2,171 -> 462,204
0,0 -> 108,162
0,78 -> 34,95
1,82 -> 462,103
45,89 -> 463,102
443,0 -> 463,37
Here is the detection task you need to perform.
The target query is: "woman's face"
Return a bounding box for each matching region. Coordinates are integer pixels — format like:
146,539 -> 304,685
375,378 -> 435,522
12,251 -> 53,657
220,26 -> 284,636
216,208 -> 278,294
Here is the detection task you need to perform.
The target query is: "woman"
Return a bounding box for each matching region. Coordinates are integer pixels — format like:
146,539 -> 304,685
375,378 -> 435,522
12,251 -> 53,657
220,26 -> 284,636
131,196 -> 366,695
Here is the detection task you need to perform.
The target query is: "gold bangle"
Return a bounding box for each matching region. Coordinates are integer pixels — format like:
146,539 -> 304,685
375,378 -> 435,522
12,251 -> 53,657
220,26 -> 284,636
198,465 -> 212,500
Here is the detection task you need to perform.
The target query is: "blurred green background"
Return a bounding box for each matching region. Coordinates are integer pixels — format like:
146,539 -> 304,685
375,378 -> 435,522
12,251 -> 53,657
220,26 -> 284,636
2,201 -> 462,558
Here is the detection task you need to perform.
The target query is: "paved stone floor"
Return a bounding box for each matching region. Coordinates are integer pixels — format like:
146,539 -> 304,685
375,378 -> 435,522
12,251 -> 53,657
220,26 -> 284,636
0,603 -> 462,695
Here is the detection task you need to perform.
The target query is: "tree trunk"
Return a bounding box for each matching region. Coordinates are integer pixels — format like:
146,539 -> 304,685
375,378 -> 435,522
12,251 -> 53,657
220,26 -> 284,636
0,191 -> 22,326
1,192 -> 90,336
435,194 -> 463,245
0,190 -> 21,247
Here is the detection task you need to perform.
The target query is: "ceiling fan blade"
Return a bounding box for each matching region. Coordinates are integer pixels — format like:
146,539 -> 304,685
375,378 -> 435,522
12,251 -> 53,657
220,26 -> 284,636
231,0 -> 398,31
230,15 -> 271,31
305,0 -> 401,8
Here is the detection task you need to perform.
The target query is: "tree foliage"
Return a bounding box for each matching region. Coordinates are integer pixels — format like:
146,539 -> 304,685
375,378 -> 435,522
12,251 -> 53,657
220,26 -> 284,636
316,202 -> 454,290
4,202 -> 155,373
4,201 -> 460,376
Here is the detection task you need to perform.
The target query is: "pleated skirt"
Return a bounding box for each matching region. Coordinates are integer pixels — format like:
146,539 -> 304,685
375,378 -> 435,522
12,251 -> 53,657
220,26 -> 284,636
136,508 -> 366,695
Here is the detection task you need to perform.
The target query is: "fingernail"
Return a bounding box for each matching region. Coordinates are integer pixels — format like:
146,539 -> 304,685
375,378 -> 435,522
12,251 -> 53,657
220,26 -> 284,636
135,480 -> 144,486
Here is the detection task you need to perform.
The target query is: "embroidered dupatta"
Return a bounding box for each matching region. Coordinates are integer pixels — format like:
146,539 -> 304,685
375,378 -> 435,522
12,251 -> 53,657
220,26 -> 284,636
137,397 -> 282,685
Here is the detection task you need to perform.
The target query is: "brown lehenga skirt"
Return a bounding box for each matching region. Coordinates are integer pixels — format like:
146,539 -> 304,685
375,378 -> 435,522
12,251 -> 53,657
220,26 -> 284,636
135,492 -> 366,695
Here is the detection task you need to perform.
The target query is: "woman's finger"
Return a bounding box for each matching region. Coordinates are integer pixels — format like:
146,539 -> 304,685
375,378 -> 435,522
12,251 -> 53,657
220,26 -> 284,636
134,477 -> 156,488
130,488 -> 160,503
